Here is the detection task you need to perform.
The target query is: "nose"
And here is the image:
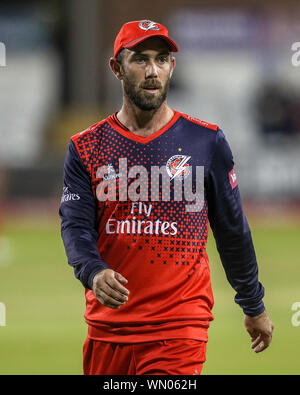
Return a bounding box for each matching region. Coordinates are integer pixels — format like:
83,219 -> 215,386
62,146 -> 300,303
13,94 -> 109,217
145,60 -> 158,79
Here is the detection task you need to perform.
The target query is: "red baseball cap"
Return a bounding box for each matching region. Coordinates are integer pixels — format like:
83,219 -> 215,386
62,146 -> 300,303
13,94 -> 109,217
113,20 -> 179,58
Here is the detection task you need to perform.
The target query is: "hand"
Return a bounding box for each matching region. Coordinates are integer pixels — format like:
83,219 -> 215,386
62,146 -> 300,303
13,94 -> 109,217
92,269 -> 130,309
244,310 -> 274,353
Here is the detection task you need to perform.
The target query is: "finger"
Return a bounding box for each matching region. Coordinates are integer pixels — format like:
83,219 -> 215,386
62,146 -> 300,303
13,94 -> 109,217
251,334 -> 262,349
115,272 -> 128,284
96,289 -> 126,307
101,282 -> 129,302
254,334 -> 272,353
254,341 -> 268,353
247,328 -> 259,339
95,295 -> 120,309
107,275 -> 130,296
93,281 -> 128,306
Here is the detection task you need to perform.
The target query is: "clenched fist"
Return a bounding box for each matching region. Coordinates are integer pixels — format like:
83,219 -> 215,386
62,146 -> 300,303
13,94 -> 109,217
92,269 -> 130,309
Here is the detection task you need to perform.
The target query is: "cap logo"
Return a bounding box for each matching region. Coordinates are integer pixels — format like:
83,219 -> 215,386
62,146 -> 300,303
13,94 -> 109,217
138,20 -> 160,32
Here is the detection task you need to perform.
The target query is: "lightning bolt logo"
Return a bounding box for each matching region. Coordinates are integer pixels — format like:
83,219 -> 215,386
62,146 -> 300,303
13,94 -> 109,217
166,155 -> 191,180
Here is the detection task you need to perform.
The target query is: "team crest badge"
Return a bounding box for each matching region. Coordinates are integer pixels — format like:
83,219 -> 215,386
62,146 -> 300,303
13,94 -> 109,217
166,155 -> 191,180
138,20 -> 160,32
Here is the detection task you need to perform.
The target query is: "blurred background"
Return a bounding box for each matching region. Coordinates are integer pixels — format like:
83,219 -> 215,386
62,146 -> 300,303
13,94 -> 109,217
0,0 -> 300,375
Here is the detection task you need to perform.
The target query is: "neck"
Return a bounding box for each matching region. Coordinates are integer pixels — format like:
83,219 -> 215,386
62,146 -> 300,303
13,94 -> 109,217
116,99 -> 174,137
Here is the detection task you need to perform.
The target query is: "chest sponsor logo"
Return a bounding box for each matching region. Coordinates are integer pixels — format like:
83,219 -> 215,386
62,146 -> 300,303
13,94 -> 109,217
106,201 -> 178,236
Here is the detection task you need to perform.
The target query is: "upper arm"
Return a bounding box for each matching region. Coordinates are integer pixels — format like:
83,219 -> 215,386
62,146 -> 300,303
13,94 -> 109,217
60,140 -> 97,232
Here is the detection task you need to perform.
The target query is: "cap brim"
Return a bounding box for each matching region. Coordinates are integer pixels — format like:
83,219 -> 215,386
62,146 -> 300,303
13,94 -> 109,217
124,34 -> 178,53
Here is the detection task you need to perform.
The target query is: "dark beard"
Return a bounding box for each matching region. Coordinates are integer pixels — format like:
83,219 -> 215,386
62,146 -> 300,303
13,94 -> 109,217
123,75 -> 170,111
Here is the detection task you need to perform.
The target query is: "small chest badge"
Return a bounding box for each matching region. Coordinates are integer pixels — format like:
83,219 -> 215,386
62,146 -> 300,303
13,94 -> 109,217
166,155 -> 191,180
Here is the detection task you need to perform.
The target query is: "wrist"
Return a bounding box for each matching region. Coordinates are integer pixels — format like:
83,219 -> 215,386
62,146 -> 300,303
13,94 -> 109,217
88,267 -> 107,290
245,309 -> 266,320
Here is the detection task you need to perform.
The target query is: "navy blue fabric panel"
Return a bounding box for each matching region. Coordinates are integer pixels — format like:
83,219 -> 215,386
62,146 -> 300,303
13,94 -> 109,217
207,129 -> 265,316
59,140 -> 109,289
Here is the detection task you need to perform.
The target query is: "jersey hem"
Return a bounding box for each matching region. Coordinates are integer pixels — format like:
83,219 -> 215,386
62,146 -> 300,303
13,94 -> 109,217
86,321 -> 209,343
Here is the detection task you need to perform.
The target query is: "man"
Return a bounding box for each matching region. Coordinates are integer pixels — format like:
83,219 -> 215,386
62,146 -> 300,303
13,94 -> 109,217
59,20 -> 274,375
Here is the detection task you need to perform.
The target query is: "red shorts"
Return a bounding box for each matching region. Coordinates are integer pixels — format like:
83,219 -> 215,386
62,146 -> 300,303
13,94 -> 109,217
83,337 -> 207,375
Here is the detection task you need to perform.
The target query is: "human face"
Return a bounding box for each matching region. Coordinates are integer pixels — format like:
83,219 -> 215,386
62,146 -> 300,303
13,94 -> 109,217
120,37 -> 175,111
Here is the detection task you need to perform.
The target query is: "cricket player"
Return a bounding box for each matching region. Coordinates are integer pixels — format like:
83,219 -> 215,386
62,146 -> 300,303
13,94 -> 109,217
59,20 -> 274,375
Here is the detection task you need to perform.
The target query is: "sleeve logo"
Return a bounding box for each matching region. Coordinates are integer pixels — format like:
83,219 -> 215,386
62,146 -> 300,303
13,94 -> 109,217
229,168 -> 238,189
61,187 -> 80,203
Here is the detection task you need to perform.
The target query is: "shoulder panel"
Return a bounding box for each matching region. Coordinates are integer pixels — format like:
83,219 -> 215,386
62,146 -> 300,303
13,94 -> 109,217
181,113 -> 218,132
71,118 -> 107,142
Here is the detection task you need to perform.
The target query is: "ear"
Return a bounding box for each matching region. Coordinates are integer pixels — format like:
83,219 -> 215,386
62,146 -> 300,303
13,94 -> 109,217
109,57 -> 124,81
169,56 -> 176,79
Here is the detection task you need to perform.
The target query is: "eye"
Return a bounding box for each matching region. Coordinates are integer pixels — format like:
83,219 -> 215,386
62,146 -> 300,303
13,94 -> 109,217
158,56 -> 168,64
135,57 -> 146,64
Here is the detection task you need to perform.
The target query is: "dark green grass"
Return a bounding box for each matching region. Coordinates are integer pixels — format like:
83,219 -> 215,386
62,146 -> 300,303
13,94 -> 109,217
0,217 -> 299,374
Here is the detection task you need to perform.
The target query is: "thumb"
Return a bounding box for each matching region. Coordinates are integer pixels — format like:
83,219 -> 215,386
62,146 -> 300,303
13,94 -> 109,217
114,271 -> 128,284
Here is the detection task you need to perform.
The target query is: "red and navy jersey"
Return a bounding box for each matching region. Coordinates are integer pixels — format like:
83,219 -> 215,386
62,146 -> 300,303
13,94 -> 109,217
59,110 -> 265,343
